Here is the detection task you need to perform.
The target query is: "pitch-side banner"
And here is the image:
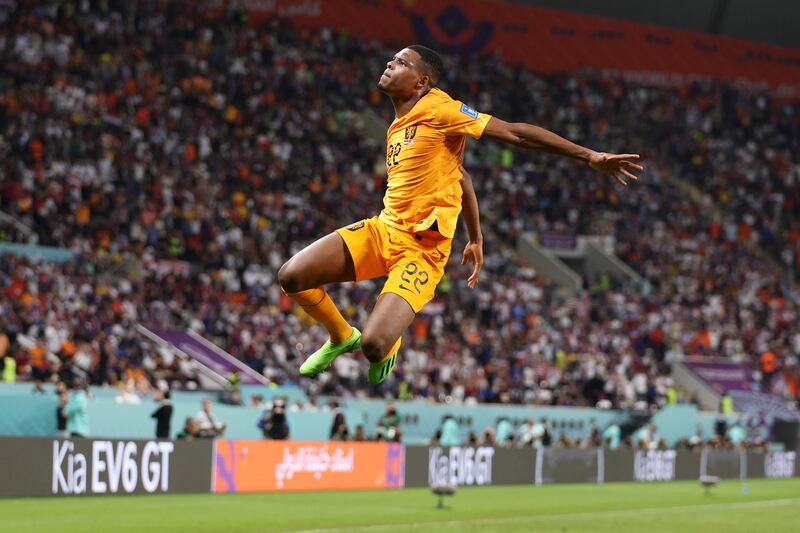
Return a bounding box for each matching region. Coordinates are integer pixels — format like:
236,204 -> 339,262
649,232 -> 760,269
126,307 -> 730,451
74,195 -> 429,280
0,437 -> 213,497
404,445 -> 535,488
205,0 -> 800,95
536,448 -> 600,485
213,440 -> 405,492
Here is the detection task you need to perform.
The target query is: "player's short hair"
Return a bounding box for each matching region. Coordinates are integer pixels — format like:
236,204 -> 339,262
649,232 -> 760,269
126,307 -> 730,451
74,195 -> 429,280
408,44 -> 443,86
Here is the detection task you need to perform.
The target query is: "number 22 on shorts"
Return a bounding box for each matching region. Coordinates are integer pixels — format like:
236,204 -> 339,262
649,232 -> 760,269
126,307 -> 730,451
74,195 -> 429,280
398,262 -> 428,294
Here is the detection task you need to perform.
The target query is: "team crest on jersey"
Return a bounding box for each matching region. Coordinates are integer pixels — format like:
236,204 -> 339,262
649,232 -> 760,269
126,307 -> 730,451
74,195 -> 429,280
346,221 -> 366,232
459,103 -> 479,119
404,125 -> 417,145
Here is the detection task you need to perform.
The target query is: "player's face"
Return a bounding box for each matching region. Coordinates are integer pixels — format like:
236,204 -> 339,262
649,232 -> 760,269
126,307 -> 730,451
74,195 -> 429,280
378,48 -> 424,95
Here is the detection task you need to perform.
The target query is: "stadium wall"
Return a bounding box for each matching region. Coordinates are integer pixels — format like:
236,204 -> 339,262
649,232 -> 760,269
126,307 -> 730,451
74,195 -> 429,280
1,438 -> 796,497
0,385 -> 725,445
0,383 -> 332,441
333,399 -> 626,445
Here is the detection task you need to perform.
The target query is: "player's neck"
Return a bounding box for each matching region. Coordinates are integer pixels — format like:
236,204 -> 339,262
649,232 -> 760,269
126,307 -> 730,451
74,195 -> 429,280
390,90 -> 428,118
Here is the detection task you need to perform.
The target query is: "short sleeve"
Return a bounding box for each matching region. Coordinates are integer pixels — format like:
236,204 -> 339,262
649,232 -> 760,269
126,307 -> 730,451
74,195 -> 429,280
433,100 -> 492,139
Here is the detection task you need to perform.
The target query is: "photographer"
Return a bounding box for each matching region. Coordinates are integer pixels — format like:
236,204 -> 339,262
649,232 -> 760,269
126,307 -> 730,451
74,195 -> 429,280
176,417 -> 200,440
375,402 -> 401,442
195,399 -> 226,438
258,397 -> 290,440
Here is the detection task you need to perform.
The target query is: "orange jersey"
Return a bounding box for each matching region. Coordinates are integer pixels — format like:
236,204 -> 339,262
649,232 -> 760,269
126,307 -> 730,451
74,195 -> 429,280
379,88 -> 491,238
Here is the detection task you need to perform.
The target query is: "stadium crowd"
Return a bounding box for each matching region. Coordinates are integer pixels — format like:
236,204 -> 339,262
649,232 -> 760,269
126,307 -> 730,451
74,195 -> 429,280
1,1 -> 799,410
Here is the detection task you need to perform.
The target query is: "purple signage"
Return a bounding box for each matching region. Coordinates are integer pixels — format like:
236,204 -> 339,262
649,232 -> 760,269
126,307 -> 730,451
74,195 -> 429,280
139,326 -> 269,386
728,390 -> 800,423
538,231 -> 577,250
683,357 -> 751,393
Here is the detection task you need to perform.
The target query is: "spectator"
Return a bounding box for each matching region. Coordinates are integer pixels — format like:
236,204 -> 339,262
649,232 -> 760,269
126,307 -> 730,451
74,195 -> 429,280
332,424 -> 349,441
195,399 -> 225,438
248,394 -> 266,409
115,378 -> 142,404
760,351 -> 778,392
151,390 -> 173,439
28,334 -> 50,383
220,389 -> 242,406
329,409 -> 347,441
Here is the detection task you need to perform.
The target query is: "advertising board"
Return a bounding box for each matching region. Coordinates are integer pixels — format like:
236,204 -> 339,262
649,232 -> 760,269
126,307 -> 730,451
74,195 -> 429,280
213,440 -> 404,492
0,437 -> 213,497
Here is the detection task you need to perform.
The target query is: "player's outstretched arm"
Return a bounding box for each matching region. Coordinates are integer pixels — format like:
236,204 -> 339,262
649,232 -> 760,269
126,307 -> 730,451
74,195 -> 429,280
459,168 -> 483,289
482,117 -> 643,186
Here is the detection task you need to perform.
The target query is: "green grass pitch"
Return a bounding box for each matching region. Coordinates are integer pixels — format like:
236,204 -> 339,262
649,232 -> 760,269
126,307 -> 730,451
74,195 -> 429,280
1,479 -> 798,532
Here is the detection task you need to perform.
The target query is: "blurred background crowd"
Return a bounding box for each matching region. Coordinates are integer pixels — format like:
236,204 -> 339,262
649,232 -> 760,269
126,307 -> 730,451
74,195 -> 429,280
1,1 -> 799,413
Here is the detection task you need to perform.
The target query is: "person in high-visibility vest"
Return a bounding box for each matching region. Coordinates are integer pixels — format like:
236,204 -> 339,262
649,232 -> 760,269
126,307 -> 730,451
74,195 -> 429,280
0,331 -> 11,383
720,391 -> 734,415
2,356 -> 15,383
666,386 -> 678,405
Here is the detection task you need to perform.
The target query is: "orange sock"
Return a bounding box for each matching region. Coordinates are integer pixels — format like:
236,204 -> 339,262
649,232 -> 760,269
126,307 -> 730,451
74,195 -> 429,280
288,288 -> 353,343
379,337 -> 402,363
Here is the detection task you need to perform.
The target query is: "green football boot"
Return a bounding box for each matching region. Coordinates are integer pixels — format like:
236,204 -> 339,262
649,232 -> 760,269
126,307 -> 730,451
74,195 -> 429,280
299,327 -> 361,377
368,337 -> 401,384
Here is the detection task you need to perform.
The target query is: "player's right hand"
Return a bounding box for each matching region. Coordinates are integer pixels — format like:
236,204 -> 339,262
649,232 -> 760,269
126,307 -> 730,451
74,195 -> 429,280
461,240 -> 483,289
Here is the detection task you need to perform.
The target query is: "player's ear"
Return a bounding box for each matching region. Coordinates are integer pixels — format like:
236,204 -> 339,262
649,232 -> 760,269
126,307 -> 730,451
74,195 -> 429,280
417,74 -> 430,91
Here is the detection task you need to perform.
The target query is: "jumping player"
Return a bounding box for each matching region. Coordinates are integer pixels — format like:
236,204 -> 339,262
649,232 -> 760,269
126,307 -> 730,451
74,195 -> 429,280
278,45 -> 642,384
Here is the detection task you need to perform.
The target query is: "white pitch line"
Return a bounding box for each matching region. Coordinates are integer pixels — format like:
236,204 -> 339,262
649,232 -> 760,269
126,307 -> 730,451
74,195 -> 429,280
286,497 -> 800,533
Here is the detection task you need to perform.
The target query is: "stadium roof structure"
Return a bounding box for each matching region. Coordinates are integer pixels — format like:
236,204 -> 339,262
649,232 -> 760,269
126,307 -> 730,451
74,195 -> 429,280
517,0 -> 800,50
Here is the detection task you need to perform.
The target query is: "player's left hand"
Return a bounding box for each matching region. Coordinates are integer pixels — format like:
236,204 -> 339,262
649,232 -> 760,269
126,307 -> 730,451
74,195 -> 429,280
588,152 -> 643,186
461,240 -> 483,289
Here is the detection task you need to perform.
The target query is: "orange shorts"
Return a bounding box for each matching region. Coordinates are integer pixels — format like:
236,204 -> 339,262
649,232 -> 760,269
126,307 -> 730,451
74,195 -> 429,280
336,216 -> 452,313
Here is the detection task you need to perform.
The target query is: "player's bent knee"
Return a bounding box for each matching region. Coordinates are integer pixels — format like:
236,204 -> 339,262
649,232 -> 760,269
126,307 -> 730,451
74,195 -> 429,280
360,335 -> 388,363
277,261 -> 301,294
